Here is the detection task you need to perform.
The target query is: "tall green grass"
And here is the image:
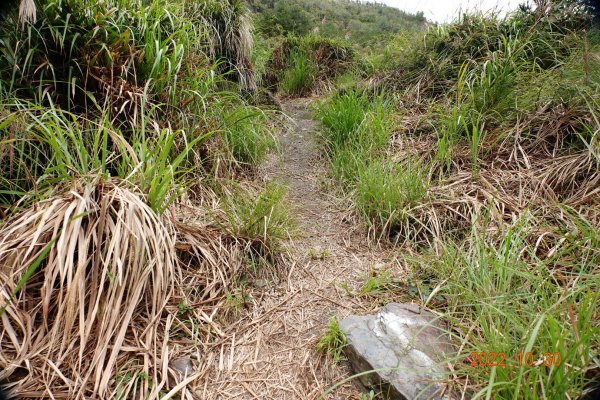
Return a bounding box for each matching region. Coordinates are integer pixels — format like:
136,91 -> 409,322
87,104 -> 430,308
316,89 -> 429,234
221,105 -> 277,165
412,214 -> 599,399
354,158 -> 428,232
316,90 -> 373,148
0,103 -> 208,213
281,49 -> 316,95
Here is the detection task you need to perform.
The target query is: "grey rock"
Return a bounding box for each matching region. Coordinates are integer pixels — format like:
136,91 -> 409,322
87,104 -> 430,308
170,356 -> 196,378
339,303 -> 453,400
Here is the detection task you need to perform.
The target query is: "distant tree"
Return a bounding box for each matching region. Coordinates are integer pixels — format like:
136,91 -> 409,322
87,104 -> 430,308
272,2 -> 311,35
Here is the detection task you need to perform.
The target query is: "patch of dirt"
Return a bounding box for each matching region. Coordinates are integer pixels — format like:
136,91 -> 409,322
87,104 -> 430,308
194,98 -> 402,399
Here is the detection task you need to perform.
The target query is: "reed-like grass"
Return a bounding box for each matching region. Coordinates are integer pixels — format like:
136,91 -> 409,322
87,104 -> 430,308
411,214 -> 599,399
316,88 -> 429,234
281,48 -> 316,95
221,104 -> 277,165
320,4 -> 600,398
0,1 -> 286,398
217,182 -> 295,254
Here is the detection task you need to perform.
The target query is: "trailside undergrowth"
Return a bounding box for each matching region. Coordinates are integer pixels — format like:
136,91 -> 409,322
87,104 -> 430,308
317,2 -> 600,398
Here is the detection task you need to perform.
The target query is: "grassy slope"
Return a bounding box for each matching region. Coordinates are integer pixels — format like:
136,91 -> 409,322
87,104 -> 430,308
316,2 -> 600,398
246,0 -> 425,44
0,0 -> 292,398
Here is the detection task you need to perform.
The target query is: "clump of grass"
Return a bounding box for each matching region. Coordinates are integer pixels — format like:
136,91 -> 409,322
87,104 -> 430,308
315,89 -> 373,149
359,268 -> 396,296
225,287 -> 250,317
308,248 -> 330,260
354,157 -> 428,232
0,180 -> 177,399
329,144 -> 371,185
317,318 -> 347,364
316,89 -> 429,237
218,182 -> 295,252
358,390 -> 379,400
221,105 -> 277,165
0,104 -> 207,212
281,49 -> 316,95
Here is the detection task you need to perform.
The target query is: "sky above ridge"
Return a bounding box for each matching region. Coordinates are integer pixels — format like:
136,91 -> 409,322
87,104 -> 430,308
377,0 -> 526,22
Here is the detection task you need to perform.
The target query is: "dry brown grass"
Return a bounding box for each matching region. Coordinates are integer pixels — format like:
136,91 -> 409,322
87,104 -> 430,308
18,0 -> 36,24
383,96 -> 600,249
0,179 -> 254,399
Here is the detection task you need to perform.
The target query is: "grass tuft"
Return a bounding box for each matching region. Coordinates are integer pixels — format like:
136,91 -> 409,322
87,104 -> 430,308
218,182 -> 295,253
281,49 -> 316,95
411,215 -> 599,398
317,318 -> 347,365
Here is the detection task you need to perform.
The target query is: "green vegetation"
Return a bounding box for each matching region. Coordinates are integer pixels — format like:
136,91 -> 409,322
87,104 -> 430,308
316,1 -> 600,397
281,48 -> 317,95
316,89 -> 429,234
359,268 -> 396,296
247,0 -> 426,98
218,182 -> 295,254
261,34 -> 355,95
2,0 -> 599,398
411,215 -> 599,398
0,0 -> 288,398
317,318 -> 347,364
221,104 -> 277,165
308,247 -> 330,260
247,0 -> 425,45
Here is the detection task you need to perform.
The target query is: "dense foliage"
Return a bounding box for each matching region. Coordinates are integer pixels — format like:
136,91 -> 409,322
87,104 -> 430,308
316,1 -> 600,398
1,0 -> 598,398
0,1 -> 286,398
247,0 -> 426,44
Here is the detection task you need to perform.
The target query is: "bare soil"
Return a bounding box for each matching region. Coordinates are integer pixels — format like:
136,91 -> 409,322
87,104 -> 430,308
195,98 -> 401,399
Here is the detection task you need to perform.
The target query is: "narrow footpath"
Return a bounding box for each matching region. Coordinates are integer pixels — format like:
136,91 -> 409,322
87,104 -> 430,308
199,98 -> 397,399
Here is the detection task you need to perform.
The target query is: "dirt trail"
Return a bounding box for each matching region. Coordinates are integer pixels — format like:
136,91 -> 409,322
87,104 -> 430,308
199,98 -> 393,399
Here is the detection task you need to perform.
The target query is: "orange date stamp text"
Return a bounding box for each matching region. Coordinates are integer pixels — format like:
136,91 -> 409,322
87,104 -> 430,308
469,352 -> 563,367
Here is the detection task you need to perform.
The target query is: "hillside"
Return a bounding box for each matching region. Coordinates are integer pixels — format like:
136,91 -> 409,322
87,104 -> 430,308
0,0 -> 599,399
247,0 -> 426,44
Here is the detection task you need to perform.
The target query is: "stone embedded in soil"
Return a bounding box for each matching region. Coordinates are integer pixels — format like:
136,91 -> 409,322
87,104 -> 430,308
170,357 -> 196,378
339,303 -> 453,400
